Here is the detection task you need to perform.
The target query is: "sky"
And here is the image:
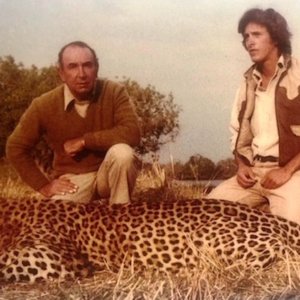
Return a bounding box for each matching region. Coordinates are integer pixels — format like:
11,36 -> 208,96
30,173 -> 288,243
1,0 -> 300,163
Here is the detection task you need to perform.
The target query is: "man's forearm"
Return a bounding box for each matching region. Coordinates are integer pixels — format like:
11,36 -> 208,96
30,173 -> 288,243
234,152 -> 249,168
83,124 -> 141,151
282,152 -> 300,175
7,154 -> 50,191
63,137 -> 86,157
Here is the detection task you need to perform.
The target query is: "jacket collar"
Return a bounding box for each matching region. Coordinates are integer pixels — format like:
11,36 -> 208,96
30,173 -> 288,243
243,54 -> 292,80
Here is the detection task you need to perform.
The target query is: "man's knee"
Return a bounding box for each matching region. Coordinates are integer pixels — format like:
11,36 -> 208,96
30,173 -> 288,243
106,143 -> 137,166
97,144 -> 140,204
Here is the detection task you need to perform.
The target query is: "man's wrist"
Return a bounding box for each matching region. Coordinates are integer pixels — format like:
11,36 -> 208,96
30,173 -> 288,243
282,163 -> 296,176
81,138 -> 85,147
38,183 -> 51,197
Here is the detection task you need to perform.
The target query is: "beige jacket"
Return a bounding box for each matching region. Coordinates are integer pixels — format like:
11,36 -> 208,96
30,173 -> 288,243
231,55 -> 300,166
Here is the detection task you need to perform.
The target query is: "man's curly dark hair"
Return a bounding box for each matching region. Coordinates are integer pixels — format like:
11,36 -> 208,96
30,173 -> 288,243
238,8 -> 292,55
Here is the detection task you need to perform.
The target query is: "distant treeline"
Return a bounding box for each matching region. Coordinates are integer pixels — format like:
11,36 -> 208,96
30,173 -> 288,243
144,154 -> 237,181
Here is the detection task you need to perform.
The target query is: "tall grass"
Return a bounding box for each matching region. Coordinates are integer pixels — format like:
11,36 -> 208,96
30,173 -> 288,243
0,158 -> 41,199
1,160 -> 300,299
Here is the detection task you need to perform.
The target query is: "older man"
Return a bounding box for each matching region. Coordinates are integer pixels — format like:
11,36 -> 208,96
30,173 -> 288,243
6,41 -> 141,204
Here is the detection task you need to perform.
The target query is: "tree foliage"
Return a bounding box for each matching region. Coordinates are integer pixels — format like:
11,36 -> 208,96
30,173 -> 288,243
214,158 -> 237,179
120,78 -> 181,155
0,56 -> 181,159
0,56 -> 60,157
164,155 -> 237,180
179,154 -> 216,180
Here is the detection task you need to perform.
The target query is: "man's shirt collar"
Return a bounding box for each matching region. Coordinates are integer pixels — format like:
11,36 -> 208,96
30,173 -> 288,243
252,55 -> 286,83
64,85 -> 92,111
64,85 -> 76,111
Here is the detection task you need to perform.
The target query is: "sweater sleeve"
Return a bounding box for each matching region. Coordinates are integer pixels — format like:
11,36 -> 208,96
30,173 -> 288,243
6,98 -> 50,191
83,83 -> 141,151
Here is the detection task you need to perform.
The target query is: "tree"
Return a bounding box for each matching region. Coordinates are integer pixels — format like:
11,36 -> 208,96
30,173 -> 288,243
120,78 -> 181,155
181,154 -> 216,180
164,160 -> 185,180
0,56 -> 60,157
0,57 -> 181,160
215,158 -> 237,179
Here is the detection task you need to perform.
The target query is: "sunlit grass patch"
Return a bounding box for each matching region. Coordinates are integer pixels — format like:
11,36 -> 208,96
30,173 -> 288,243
0,159 -> 40,199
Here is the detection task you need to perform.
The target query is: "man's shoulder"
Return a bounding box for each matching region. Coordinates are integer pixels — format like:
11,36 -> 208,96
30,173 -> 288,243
32,85 -> 64,106
100,78 -> 124,90
289,56 -> 300,70
96,79 -> 127,102
243,64 -> 256,79
283,56 -> 300,80
279,56 -> 300,99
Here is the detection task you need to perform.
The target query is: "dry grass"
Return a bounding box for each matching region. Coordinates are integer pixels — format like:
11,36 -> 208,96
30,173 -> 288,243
1,160 -> 300,299
2,255 -> 300,299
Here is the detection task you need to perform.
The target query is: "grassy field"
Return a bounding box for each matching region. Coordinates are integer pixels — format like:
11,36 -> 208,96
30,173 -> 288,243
1,159 -> 300,299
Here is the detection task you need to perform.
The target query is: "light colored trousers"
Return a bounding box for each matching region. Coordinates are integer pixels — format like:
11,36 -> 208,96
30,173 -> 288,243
207,164 -> 300,225
52,143 -> 140,204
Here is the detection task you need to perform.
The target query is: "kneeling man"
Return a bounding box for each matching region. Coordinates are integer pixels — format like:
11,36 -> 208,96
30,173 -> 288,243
6,41 -> 141,204
208,9 -> 300,224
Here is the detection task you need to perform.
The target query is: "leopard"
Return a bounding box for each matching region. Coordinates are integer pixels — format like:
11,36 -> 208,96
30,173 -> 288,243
1,196 -> 300,283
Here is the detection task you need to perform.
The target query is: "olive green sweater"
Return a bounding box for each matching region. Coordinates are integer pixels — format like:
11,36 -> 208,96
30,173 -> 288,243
6,79 -> 141,191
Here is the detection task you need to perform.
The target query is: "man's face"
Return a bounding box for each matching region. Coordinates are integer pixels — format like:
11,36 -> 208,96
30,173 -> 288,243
59,46 -> 98,100
243,22 -> 279,64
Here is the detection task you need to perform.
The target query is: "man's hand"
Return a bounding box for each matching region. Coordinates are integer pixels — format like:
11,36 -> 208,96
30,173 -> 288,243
39,178 -> 78,198
236,161 -> 257,188
64,137 -> 85,157
261,168 -> 292,189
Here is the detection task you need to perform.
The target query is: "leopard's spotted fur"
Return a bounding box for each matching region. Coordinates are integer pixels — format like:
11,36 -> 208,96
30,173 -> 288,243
0,197 -> 300,283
